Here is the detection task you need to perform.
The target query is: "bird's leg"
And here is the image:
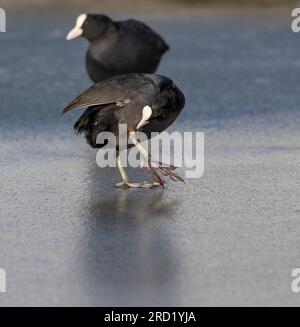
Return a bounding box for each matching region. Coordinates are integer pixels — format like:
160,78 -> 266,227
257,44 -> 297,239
115,154 -> 129,187
115,153 -> 160,189
129,131 -> 184,185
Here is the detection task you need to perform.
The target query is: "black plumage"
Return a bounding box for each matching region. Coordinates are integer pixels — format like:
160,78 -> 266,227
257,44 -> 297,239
66,14 -> 169,83
63,74 -> 185,188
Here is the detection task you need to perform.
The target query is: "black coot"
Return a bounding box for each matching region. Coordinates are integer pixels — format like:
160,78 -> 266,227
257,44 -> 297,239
63,74 -> 185,188
66,14 -> 170,83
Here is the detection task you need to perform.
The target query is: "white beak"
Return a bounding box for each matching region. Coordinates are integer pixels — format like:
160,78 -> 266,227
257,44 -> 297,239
136,106 -> 152,130
66,27 -> 83,40
66,13 -> 87,41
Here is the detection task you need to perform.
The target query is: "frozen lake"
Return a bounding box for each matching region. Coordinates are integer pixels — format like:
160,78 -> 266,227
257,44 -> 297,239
0,5 -> 300,306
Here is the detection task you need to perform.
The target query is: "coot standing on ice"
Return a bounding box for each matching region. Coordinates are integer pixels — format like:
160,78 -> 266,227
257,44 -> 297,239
63,74 -> 185,188
66,14 -> 170,82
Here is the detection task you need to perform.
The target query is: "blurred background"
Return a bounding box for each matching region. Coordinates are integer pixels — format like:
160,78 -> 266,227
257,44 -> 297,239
1,0 -> 299,7
0,0 -> 300,306
2,0 -> 300,13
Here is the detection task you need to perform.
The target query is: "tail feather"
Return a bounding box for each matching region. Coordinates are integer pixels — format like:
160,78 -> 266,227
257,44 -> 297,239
74,105 -> 114,148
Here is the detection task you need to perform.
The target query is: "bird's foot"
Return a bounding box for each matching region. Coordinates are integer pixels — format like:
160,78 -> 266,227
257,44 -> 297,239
115,181 -> 162,189
158,166 -> 184,183
140,159 -> 184,185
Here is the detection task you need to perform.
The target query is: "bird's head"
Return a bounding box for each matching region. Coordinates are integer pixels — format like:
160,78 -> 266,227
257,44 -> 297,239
66,14 -> 114,41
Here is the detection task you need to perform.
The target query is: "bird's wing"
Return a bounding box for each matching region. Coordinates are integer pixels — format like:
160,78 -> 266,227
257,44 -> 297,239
122,19 -> 169,53
62,79 -> 132,115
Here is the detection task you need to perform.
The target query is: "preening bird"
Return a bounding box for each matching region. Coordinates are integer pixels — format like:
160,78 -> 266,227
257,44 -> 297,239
66,13 -> 169,83
63,74 -> 185,188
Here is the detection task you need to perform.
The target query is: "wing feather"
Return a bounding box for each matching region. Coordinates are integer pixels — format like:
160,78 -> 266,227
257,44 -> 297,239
62,78 -> 132,115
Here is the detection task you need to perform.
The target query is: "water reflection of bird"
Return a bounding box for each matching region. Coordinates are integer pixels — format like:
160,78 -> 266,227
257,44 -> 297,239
63,74 -> 185,188
79,179 -> 181,305
66,13 -> 169,82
